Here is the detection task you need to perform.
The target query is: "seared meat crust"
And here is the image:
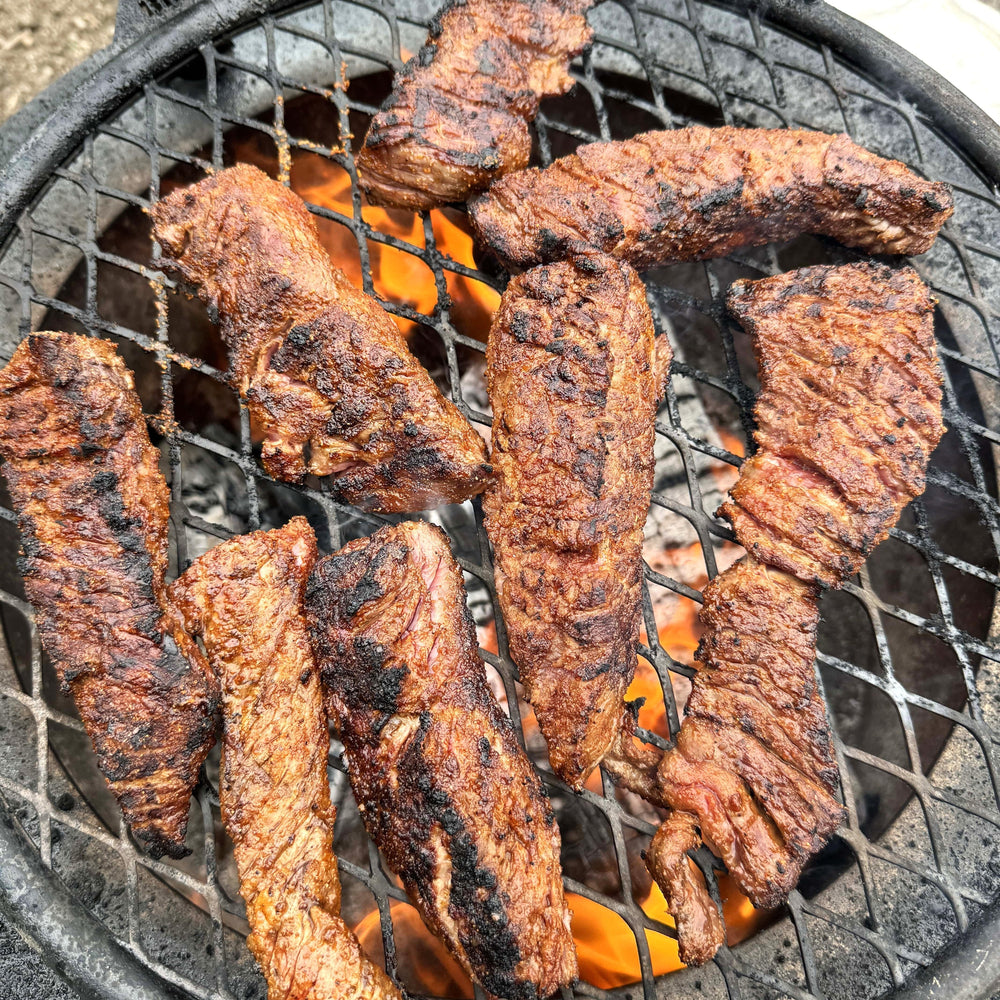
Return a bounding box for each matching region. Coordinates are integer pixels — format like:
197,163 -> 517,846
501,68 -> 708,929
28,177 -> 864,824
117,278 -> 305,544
654,557 -> 844,913
356,0 -> 593,209
0,333 -> 218,859
151,165 -> 491,512
306,521 -> 576,1000
642,263 -> 944,962
484,254 -> 670,788
169,519 -> 400,1000
470,127 -> 953,267
722,263 -> 945,586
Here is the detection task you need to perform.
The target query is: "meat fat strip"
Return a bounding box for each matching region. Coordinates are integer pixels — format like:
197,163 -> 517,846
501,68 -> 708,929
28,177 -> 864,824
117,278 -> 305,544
151,164 -> 491,513
306,520 -> 577,1000
0,332 -> 218,859
484,253 -> 670,789
169,518 -> 401,1000
470,127 -> 953,267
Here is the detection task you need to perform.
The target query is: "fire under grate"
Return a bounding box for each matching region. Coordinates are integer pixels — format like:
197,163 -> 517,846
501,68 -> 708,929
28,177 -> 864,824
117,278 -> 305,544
1,2 -> 1000,999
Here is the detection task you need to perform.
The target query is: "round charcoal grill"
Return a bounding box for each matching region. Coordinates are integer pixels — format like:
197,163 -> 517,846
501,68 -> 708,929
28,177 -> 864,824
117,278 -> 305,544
1,1 -> 1000,999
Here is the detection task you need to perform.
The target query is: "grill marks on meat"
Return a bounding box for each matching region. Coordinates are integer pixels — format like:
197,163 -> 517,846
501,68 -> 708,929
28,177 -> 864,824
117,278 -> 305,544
470,127 -> 953,267
151,165 -> 491,512
306,521 -> 576,1000
651,557 -> 844,924
484,254 -> 670,789
0,333 -> 218,859
721,263 -> 945,586
356,0 -> 593,210
169,519 -> 401,1000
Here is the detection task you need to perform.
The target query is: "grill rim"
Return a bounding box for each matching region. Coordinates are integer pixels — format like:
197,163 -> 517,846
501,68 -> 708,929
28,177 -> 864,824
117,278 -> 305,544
2,1 -> 1000,999
4,0 -> 1000,248
0,787 -> 187,1000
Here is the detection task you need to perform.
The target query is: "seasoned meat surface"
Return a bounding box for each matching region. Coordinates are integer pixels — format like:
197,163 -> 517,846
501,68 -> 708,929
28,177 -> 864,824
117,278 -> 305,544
639,263 -> 945,962
306,521 -> 576,1000
484,254 -> 670,788
470,128 -> 953,267
644,811 -> 723,968
356,0 -> 593,209
722,263 -> 945,586
151,165 -> 491,512
654,557 -> 844,914
169,519 -> 400,1000
0,333 -> 218,859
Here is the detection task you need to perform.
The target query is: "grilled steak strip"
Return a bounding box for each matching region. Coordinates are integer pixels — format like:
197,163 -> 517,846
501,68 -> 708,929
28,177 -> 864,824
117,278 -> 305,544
470,127 -> 953,268
306,521 -> 577,1000
356,0 -> 593,210
644,811 -> 724,967
484,254 -> 670,789
722,263 -> 945,586
151,164 -> 491,513
653,557 -> 844,913
169,519 -> 401,1000
640,263 -> 945,963
0,333 -> 218,859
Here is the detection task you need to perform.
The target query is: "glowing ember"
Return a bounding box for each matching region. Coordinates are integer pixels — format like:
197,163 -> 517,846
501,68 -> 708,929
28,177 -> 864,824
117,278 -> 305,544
713,426 -> 745,493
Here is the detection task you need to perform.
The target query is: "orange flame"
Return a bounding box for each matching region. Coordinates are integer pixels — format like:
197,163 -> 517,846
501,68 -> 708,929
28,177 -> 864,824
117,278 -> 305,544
290,152 -> 499,342
355,902 -> 473,999
352,879 -> 767,995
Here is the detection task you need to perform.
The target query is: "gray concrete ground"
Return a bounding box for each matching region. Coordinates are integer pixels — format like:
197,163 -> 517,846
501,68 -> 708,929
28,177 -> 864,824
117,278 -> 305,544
0,0 -> 115,122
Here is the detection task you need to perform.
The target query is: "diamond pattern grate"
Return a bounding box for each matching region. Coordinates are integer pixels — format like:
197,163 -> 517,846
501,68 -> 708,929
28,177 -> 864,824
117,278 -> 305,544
0,2 -> 999,999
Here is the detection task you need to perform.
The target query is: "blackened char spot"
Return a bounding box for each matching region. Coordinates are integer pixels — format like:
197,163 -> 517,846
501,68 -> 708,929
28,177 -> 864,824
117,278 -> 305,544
286,324 -> 312,347
340,547 -> 392,617
693,177 -> 744,216
18,519 -> 41,559
422,739 -> 524,991
427,0 -> 467,39
656,180 -> 676,213
579,659 -> 613,681
509,311 -> 532,343
91,469 -> 157,595
923,190 -> 947,212
350,656 -> 407,728
401,446 -> 447,472
575,254 -> 602,275
352,636 -> 388,674
537,227 -> 569,260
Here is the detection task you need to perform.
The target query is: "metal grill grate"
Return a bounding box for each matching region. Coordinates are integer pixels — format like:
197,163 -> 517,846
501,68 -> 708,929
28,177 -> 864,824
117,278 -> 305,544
1,2 -> 999,999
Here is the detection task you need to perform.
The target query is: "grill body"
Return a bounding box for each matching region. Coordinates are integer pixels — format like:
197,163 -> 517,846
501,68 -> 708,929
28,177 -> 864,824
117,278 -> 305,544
1,2 -> 999,1000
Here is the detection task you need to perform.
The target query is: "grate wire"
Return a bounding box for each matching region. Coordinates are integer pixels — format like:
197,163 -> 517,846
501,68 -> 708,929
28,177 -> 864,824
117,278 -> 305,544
0,2 -> 999,999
